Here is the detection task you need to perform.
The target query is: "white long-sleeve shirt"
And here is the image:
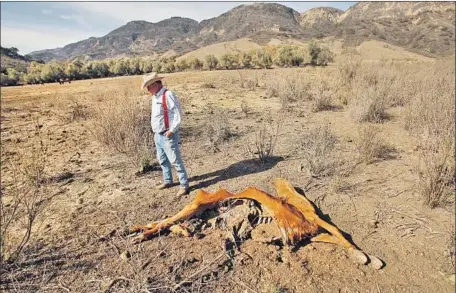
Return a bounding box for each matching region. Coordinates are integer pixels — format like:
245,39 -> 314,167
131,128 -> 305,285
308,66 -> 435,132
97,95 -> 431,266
151,87 -> 183,134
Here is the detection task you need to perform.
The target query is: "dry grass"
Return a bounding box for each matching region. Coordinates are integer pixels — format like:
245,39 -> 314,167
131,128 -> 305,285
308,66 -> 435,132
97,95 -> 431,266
328,175 -> 353,194
201,76 -> 217,89
203,107 -> 234,153
347,64 -> 396,123
238,70 -> 260,91
1,123 -> 51,263
310,79 -> 335,112
246,115 -> 281,164
355,125 -> 396,164
240,100 -> 251,116
402,61 -> 455,208
337,53 -> 362,87
90,86 -> 154,167
348,86 -> 389,123
68,97 -> 91,122
404,63 -> 455,143
300,124 -> 341,177
417,142 -> 455,209
277,71 -> 312,110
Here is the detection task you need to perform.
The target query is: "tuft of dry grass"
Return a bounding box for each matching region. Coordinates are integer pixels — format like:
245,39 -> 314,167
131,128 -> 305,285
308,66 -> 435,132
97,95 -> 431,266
416,141 -> 455,209
329,175 -> 352,194
348,87 -> 389,123
90,86 -> 154,167
203,107 -> 234,153
240,100 -> 251,116
68,97 -> 90,122
246,115 -> 281,164
276,71 -> 312,110
300,124 -> 340,177
238,70 -> 260,91
337,53 -> 362,87
355,125 -> 396,164
311,79 -> 335,112
201,76 -> 217,89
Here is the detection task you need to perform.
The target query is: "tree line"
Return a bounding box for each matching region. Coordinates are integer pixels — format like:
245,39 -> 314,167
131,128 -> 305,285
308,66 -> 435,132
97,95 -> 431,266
1,42 -> 333,86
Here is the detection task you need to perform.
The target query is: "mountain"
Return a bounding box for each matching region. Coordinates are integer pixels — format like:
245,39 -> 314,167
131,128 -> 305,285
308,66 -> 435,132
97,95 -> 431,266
26,2 -> 455,62
29,18 -> 199,61
336,2 -> 455,54
299,7 -> 344,35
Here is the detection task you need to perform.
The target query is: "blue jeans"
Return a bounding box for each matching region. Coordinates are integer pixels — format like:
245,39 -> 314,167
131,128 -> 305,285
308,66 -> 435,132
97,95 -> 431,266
154,132 -> 189,189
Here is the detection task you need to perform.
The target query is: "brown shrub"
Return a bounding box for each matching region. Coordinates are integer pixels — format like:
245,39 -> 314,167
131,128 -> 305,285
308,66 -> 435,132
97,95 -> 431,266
337,53 -> 362,86
311,79 -> 335,112
416,141 -> 454,208
403,61 -> 455,208
90,87 -> 154,167
277,71 -> 312,110
203,107 -> 234,152
246,115 -> 281,163
300,124 -> 340,177
348,87 -> 389,123
355,125 -> 396,164
68,97 -> 90,121
240,100 -> 251,116
201,76 -> 217,89
1,124 -> 51,263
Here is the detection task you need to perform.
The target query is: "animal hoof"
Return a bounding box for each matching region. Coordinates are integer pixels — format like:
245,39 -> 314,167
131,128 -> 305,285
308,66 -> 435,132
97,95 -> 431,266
350,249 -> 368,265
369,255 -> 384,270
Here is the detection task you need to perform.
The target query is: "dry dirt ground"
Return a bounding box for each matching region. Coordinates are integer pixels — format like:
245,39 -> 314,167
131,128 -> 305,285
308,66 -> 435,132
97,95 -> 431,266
1,66 -> 455,293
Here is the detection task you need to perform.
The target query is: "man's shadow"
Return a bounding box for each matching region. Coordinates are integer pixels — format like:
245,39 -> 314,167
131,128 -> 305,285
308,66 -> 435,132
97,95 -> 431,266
189,156 -> 284,191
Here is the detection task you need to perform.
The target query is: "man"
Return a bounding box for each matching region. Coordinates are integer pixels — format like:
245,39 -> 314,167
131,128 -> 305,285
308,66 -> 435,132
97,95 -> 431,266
141,72 -> 189,196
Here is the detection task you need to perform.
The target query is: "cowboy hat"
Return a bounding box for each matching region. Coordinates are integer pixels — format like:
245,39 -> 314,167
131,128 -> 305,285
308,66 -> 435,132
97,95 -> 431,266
141,72 -> 164,90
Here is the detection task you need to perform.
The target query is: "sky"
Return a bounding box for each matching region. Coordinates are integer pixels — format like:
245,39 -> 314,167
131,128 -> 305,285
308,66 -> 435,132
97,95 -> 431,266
1,1 -> 356,55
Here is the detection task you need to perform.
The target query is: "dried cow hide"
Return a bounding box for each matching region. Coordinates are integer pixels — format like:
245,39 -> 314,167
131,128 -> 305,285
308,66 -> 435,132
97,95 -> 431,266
130,178 -> 383,268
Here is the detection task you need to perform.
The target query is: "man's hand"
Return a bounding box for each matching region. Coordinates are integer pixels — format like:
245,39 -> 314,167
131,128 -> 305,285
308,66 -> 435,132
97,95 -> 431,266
164,131 -> 173,137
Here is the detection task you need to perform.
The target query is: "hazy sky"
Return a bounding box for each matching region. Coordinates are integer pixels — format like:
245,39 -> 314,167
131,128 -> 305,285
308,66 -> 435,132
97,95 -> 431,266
1,1 -> 356,55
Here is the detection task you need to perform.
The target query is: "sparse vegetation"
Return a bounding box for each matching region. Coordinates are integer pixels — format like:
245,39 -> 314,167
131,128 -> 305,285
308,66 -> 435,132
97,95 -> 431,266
402,61 -> 455,208
1,55 -> 455,292
68,97 -> 90,122
240,100 -> 251,116
355,125 -> 395,164
417,143 -> 454,208
300,124 -> 339,177
277,71 -> 312,110
1,123 -> 51,264
246,116 -> 281,163
310,79 -> 335,112
204,107 -> 234,152
90,86 -> 154,167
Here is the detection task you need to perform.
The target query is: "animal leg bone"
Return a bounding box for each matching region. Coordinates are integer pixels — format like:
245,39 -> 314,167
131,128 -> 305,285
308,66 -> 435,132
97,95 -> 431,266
271,178 -> 355,250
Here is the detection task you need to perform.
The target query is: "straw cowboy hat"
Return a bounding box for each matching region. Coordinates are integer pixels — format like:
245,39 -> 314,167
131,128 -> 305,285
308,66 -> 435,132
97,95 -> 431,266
141,72 -> 164,90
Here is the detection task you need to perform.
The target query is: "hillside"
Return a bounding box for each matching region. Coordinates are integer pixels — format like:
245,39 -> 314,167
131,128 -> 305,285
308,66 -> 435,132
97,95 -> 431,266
26,2 -> 455,62
299,7 -> 343,35
1,46 -> 42,74
336,2 -> 455,55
